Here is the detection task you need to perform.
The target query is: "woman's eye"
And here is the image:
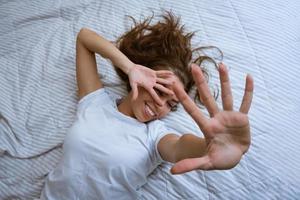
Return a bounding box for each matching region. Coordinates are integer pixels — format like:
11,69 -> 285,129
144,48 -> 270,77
154,88 -> 178,111
168,101 -> 178,111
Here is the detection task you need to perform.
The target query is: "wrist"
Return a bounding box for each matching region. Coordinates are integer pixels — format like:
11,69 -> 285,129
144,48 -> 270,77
112,55 -> 135,75
121,59 -> 135,75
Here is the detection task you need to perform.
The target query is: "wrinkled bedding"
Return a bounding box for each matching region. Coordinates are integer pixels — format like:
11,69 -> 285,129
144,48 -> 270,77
1,0 -> 300,199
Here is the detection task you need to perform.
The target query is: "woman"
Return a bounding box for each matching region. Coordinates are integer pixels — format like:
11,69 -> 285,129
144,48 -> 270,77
41,12 -> 253,199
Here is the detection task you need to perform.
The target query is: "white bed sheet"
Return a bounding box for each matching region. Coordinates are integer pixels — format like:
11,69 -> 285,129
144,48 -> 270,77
0,0 -> 299,199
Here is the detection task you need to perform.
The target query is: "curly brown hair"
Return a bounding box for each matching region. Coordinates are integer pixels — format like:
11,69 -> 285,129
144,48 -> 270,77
114,11 -> 221,103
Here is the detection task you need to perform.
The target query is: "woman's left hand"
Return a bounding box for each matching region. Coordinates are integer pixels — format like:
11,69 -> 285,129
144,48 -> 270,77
171,63 -> 254,174
127,64 -> 174,105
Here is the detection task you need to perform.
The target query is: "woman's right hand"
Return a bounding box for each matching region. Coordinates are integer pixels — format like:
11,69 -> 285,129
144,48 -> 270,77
170,63 -> 254,174
127,64 -> 174,105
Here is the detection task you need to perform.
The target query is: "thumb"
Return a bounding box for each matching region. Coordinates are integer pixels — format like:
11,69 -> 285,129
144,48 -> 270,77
170,155 -> 212,174
131,83 -> 138,100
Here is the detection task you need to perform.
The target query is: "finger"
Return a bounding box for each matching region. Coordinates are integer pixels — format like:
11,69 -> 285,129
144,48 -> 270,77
156,70 -> 174,76
170,155 -> 212,174
191,64 -> 219,117
239,74 -> 254,114
173,83 -> 209,129
148,88 -> 163,106
219,63 -> 233,110
130,83 -> 138,100
156,77 -> 173,86
154,83 -> 174,96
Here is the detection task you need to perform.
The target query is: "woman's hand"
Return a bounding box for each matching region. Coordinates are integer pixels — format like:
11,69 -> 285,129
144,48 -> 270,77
171,63 -> 254,174
127,64 -> 174,105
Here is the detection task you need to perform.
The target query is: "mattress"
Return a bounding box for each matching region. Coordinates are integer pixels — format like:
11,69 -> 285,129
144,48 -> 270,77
0,0 -> 300,199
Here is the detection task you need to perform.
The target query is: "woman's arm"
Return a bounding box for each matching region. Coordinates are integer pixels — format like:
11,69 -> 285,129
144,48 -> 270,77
158,134 -> 207,163
158,63 -> 253,174
77,28 -> 134,74
76,28 -> 172,104
76,28 -> 134,99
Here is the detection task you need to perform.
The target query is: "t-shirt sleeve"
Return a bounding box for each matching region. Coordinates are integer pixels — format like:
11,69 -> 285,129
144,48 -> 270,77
148,120 -> 181,166
77,88 -> 112,113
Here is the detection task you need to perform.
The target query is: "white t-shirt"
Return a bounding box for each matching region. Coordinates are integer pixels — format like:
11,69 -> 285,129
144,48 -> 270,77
40,88 -> 172,200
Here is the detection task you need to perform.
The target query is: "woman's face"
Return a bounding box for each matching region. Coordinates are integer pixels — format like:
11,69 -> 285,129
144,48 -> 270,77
131,86 -> 179,123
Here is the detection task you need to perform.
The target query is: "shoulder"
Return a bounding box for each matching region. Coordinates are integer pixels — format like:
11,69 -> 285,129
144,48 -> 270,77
78,88 -> 106,104
147,120 -> 181,138
147,120 -> 169,138
77,87 -> 119,113
147,119 -> 166,129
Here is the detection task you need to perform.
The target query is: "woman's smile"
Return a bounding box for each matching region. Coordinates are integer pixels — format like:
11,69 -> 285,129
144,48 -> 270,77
144,102 -> 157,119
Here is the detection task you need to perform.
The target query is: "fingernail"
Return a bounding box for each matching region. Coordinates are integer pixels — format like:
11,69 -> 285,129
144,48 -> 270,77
219,62 -> 226,70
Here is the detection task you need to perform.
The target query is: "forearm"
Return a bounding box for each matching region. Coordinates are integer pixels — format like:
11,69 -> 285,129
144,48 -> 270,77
77,28 -> 133,74
174,134 -> 207,162
158,133 -> 207,163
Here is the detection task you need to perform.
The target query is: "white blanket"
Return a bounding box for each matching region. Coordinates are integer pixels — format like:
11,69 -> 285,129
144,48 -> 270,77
1,0 -> 300,199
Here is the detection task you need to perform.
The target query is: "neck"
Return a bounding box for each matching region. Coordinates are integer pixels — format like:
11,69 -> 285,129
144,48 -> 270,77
117,92 -> 135,118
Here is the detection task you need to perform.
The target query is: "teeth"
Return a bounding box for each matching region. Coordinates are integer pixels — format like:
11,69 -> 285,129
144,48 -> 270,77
146,104 -> 155,117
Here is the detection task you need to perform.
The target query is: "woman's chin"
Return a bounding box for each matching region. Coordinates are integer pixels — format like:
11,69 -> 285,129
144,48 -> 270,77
137,113 -> 151,123
138,116 -> 150,123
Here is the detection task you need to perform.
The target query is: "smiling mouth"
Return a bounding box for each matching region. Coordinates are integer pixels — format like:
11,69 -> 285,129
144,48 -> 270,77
145,102 -> 156,118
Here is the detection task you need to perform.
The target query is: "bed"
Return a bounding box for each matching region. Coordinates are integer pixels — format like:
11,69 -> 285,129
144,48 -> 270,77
1,0 -> 300,199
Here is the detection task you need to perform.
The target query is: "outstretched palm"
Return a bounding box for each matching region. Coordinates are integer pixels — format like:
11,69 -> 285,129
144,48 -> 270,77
171,63 -> 254,174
